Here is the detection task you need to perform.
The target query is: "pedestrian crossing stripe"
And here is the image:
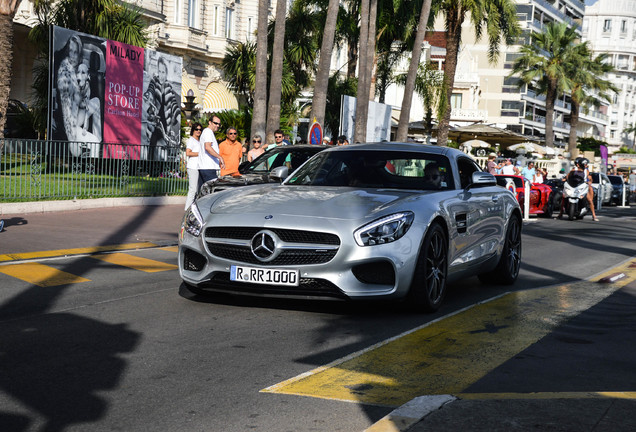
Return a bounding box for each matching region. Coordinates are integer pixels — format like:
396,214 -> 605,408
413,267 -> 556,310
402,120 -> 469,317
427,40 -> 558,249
89,252 -> 177,272
0,250 -> 178,286
0,242 -> 160,262
0,262 -> 91,287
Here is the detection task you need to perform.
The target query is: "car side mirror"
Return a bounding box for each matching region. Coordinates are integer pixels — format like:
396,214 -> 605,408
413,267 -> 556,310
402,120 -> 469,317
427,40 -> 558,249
468,172 -> 497,189
270,166 -> 289,182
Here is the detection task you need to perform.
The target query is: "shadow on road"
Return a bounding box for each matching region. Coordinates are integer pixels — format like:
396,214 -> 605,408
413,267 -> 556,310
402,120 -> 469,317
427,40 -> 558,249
0,206 -> 164,431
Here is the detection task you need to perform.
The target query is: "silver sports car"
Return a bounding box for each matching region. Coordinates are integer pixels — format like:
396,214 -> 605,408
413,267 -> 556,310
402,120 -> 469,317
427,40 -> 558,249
179,142 -> 522,312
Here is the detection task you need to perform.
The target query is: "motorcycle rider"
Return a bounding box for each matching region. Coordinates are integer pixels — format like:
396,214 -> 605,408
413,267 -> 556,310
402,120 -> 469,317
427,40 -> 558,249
557,157 -> 598,221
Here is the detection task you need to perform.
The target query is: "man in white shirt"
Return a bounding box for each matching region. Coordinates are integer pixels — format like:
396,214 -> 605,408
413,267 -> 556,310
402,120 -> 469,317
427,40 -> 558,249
199,115 -> 225,184
501,158 -> 515,175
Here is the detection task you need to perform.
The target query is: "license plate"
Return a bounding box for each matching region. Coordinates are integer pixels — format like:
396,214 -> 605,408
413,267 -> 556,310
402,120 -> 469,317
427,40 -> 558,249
230,265 -> 299,287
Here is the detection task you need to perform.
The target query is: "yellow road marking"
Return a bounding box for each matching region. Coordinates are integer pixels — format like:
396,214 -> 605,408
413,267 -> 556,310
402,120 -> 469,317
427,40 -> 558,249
0,262 -> 91,287
89,252 -> 177,272
457,391 -> 636,400
263,260 -> 636,407
160,246 -> 179,253
0,242 -> 160,263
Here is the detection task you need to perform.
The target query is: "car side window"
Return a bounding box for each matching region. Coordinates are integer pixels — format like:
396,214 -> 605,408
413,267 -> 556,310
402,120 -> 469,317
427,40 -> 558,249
457,157 -> 481,189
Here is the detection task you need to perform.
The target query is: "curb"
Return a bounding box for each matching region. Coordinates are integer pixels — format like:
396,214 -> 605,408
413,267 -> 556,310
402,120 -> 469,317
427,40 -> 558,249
1,196 -> 185,215
364,395 -> 456,432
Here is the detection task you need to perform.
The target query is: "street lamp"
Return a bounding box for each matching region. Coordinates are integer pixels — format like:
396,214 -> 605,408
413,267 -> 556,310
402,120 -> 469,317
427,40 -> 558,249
183,89 -> 197,121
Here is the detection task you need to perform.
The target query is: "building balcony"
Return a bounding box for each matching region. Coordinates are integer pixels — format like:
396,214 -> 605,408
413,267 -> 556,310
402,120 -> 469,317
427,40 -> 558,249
158,24 -> 208,53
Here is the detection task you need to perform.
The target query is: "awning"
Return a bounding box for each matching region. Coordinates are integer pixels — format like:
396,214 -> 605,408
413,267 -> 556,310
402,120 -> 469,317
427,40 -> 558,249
202,82 -> 239,113
181,74 -> 202,106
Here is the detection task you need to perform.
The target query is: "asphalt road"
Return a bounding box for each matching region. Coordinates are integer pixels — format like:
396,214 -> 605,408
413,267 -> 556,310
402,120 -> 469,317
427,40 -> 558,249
0,203 -> 635,431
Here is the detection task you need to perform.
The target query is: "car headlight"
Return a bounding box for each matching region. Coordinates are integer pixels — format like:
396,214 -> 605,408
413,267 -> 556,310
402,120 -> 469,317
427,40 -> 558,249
183,202 -> 204,237
354,212 -> 414,246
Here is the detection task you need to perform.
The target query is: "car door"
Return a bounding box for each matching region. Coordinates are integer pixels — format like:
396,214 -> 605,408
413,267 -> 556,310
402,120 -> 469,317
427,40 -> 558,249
447,157 -> 505,273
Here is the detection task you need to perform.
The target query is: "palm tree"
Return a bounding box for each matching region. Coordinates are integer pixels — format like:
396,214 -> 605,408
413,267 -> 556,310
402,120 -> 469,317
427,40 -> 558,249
310,0 -> 340,128
0,0 -> 24,139
396,0 -> 433,142
510,22 -> 578,148
353,0 -> 377,143
566,48 -> 618,156
265,0 -> 287,143
251,0 -> 269,144
396,62 -> 444,138
624,123 -> 636,151
432,0 -> 520,146
222,42 -> 257,106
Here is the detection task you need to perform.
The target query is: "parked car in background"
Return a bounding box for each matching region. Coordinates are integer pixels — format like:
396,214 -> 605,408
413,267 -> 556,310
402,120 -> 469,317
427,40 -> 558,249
495,174 -> 555,217
608,174 -> 631,205
198,145 -> 328,196
590,172 -> 613,206
180,143 -> 522,312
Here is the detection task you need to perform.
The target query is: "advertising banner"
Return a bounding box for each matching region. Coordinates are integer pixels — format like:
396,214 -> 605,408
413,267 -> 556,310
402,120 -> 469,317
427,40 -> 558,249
48,25 -> 182,161
103,40 -> 145,159
339,95 -> 391,143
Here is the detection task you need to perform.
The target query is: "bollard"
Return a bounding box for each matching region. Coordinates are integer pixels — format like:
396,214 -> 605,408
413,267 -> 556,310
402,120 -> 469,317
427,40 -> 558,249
524,180 -> 530,221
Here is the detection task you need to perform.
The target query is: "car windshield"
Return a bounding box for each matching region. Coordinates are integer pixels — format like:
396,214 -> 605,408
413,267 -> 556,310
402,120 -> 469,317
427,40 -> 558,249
285,150 -> 453,190
590,173 -> 600,183
608,175 -> 624,185
243,147 -> 324,174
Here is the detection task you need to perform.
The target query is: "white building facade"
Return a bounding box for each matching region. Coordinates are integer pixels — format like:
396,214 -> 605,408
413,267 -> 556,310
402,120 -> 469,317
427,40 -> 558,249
582,0 -> 636,150
10,0 -> 268,114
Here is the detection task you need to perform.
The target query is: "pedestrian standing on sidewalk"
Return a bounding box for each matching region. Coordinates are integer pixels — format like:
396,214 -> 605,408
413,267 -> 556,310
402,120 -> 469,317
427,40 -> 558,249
219,127 -> 243,176
184,122 -> 203,210
199,115 -> 225,184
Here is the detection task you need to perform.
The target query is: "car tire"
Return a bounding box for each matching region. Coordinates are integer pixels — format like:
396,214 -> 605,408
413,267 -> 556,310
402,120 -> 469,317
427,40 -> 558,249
541,192 -> 554,218
407,222 -> 448,313
478,215 -> 522,285
568,202 -> 576,221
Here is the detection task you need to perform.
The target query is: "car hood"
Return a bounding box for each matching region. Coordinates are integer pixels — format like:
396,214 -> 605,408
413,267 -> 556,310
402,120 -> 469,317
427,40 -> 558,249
203,184 -> 427,220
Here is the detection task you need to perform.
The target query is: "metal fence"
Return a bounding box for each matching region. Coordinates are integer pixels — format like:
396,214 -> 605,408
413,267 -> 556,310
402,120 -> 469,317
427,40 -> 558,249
0,139 -> 188,202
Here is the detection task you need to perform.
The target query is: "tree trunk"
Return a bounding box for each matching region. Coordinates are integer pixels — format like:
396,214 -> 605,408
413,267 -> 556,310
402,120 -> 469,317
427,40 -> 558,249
353,0 -> 370,143
436,14 -> 462,147
544,80 -> 557,149
396,0 -> 433,142
251,0 -> 269,146
567,100 -> 580,156
0,1 -> 22,140
366,0 -> 377,103
310,0 -> 339,128
265,0 -> 287,143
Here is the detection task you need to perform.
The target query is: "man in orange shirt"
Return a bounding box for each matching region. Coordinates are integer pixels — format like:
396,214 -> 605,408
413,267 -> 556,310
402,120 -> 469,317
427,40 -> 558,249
219,127 -> 243,176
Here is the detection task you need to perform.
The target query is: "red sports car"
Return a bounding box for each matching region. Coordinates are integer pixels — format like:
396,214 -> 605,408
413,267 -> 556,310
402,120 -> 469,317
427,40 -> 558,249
495,174 -> 554,217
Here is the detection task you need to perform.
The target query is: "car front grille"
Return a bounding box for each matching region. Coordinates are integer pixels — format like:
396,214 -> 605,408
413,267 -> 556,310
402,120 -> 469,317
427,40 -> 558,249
205,227 -> 340,245
204,226 -> 341,266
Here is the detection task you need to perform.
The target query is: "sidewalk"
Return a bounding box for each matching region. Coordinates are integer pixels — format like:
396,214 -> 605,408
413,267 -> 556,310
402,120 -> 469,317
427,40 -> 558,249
0,197 -> 185,259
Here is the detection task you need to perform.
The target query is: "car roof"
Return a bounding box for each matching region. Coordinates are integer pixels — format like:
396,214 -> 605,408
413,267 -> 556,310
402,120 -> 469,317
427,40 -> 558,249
321,142 -> 458,156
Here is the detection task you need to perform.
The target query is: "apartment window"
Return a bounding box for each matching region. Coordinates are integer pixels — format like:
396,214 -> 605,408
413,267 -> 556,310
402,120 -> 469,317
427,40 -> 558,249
226,8 -> 234,39
213,6 -> 219,36
603,19 -> 611,33
188,0 -> 199,28
247,17 -> 254,41
503,77 -> 522,93
501,101 -> 523,117
450,93 -> 462,110
174,0 -> 182,24
621,20 -> 627,34
504,53 -> 522,69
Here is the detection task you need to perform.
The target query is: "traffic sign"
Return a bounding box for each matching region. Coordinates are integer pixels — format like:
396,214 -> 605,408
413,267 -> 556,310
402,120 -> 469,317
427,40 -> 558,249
308,122 -> 323,145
